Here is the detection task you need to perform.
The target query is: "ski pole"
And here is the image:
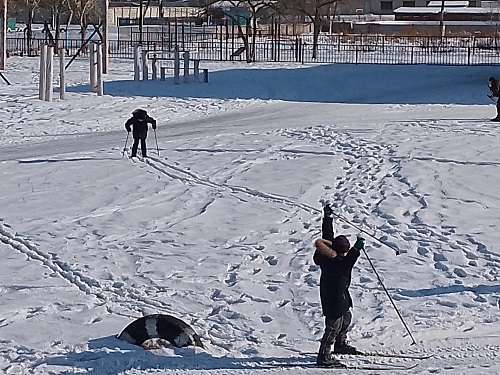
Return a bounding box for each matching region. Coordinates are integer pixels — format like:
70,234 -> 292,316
360,244 -> 418,346
154,129 -> 160,156
329,211 -> 401,255
122,132 -> 129,157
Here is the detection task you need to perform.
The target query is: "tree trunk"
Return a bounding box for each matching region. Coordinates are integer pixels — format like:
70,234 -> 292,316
312,19 -> 320,59
251,14 -> 257,62
54,9 -> 61,52
27,9 -> 34,56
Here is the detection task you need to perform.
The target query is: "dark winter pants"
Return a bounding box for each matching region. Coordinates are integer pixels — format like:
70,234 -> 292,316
131,138 -> 147,157
318,310 -> 352,355
496,99 -> 500,118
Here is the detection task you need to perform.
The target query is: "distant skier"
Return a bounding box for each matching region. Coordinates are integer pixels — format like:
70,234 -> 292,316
125,109 -> 157,158
313,203 -> 365,367
487,76 -> 500,122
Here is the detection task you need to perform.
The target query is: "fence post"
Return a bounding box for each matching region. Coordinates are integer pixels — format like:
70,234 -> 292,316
59,48 -> 65,100
174,46 -> 180,85
183,50 -> 190,83
467,46 -> 471,65
301,38 -> 304,64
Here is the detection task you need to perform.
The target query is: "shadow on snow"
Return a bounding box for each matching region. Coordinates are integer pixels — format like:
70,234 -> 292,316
39,335 -> 312,374
67,64 -> 495,105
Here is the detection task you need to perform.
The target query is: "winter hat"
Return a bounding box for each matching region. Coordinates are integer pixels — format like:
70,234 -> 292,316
489,77 -> 495,82
133,108 -> 147,120
331,235 -> 350,254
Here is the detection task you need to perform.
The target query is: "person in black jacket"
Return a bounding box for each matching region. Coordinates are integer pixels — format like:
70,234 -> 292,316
313,203 -> 364,367
125,109 -> 157,157
488,77 -> 500,122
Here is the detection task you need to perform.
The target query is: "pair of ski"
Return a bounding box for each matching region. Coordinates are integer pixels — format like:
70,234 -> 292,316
269,351 -> 432,371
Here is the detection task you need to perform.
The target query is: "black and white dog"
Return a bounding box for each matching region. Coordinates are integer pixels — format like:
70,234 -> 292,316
118,314 -> 204,349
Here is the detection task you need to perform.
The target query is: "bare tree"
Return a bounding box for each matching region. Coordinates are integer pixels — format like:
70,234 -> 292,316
204,0 -> 275,62
9,0 -> 43,55
278,0 -> 338,59
40,0 -> 71,50
67,0 -> 99,45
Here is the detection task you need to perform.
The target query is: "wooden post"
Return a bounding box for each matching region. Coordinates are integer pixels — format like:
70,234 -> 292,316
59,48 -> 66,99
151,56 -> 157,80
203,69 -> 209,84
39,45 -> 47,100
90,43 -> 97,92
193,59 -> 199,83
45,46 -> 53,101
0,0 -> 6,71
96,43 -> 103,96
141,49 -> 148,80
183,51 -> 189,84
134,44 -> 141,81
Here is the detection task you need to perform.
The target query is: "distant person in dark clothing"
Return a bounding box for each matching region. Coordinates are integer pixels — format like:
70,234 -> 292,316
125,109 -> 157,157
313,203 -> 364,367
487,77 -> 500,122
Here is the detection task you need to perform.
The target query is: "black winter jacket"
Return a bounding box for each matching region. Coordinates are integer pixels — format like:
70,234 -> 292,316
489,78 -> 500,97
125,113 -> 156,140
313,222 -> 360,318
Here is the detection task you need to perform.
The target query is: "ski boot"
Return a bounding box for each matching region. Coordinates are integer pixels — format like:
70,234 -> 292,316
317,353 -> 342,367
333,341 -> 362,355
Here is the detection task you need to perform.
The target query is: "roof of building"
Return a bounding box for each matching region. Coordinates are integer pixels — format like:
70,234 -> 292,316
355,19 -> 496,25
426,1 -> 469,6
394,6 -> 500,13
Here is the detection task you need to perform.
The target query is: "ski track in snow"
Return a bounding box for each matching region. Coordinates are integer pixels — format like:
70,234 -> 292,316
1,117 -> 500,373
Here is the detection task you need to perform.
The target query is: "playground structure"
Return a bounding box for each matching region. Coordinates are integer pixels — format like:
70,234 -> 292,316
134,45 -> 209,85
38,41 -> 103,101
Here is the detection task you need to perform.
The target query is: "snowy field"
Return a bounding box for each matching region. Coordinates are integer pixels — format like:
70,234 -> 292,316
0,57 -> 500,374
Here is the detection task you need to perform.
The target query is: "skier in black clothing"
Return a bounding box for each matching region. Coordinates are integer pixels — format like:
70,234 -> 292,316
313,203 -> 365,367
125,109 -> 157,157
487,77 -> 500,122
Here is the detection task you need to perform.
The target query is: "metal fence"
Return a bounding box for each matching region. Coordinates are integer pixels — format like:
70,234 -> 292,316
6,36 -> 500,66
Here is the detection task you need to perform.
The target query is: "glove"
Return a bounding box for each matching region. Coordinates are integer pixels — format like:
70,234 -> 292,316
152,124 -> 157,130
126,125 -> 131,133
353,236 -> 365,250
323,204 -> 333,218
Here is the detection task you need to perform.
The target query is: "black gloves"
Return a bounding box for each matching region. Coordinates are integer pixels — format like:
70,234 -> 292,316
152,124 -> 157,130
126,126 -> 131,133
323,204 -> 334,218
353,236 -> 365,250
